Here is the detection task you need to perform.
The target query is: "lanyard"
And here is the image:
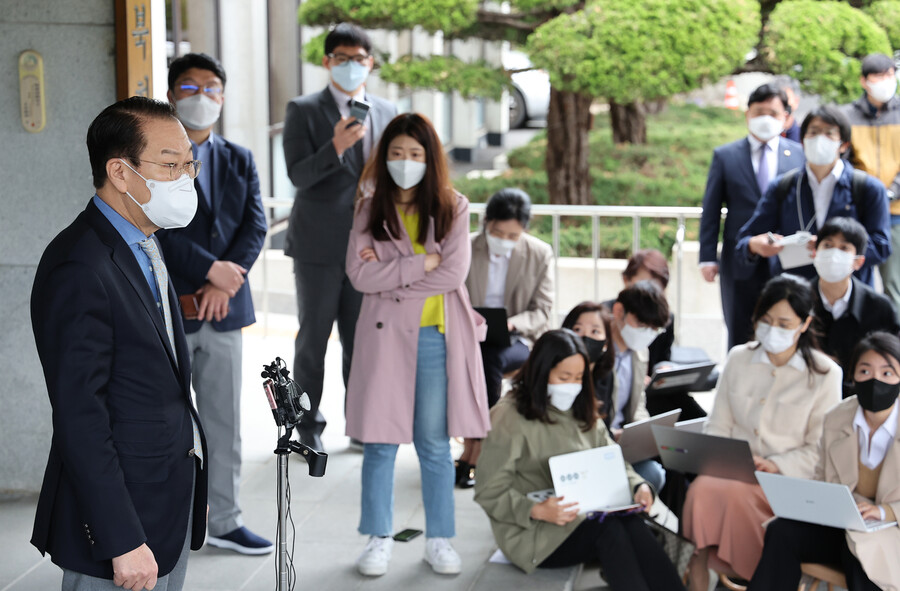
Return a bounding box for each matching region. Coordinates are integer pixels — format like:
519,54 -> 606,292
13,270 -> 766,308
795,171 -> 817,233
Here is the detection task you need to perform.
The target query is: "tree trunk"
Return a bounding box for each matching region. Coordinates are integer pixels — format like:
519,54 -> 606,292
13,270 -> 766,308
609,100 -> 647,144
545,88 -> 593,206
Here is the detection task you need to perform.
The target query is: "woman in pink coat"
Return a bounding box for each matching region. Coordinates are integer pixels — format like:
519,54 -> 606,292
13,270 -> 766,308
344,113 -> 490,578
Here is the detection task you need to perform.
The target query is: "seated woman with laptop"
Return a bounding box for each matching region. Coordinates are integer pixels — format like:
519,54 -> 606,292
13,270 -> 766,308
683,274 -> 842,590
474,329 -> 686,591
457,188 -> 554,488
749,331 -> 900,591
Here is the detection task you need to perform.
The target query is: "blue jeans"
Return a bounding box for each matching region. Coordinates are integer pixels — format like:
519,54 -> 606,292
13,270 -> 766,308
359,326 -> 455,538
632,459 -> 666,494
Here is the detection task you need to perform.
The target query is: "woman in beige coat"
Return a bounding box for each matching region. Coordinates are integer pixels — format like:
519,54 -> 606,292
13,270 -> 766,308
750,331 -> 900,591
684,274 -> 842,589
474,330 -> 686,591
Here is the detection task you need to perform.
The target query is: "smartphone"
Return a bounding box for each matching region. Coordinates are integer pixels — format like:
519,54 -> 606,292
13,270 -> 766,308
392,528 -> 423,542
347,98 -> 371,126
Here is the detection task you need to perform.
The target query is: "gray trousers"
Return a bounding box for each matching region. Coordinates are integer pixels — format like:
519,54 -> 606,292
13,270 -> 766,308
880,223 -> 900,310
292,260 -> 362,438
62,472 -> 195,591
186,322 -> 243,537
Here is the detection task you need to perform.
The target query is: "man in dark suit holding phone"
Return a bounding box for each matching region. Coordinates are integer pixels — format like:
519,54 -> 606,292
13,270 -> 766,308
30,97 -> 207,591
283,23 -> 397,452
157,53 -> 270,555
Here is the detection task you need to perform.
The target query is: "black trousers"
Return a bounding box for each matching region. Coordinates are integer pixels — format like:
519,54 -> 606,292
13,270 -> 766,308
540,515 -> 686,591
480,340 -> 530,407
748,518 -> 881,591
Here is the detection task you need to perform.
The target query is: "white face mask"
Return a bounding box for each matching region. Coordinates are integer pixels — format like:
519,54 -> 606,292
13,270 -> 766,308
814,248 -> 857,283
755,321 -> 800,355
331,61 -> 369,93
486,232 -> 517,257
803,135 -> 842,166
175,94 -> 222,130
120,159 -> 199,229
619,319 -> 659,351
868,77 -> 897,104
387,159 -> 427,190
748,115 -> 784,142
547,382 -> 582,411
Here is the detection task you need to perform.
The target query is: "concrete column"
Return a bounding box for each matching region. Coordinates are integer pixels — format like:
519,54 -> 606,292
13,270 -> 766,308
0,0 -> 118,493
218,0 -> 271,198
448,38 -> 483,162
483,40 -> 509,147
185,0 -> 219,57
268,0 -> 301,125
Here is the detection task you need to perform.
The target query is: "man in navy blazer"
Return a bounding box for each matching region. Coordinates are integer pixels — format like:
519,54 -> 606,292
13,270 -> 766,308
283,24 -> 396,451
31,97 -> 207,591
700,84 -> 804,349
735,105 -> 891,287
157,53 -> 270,555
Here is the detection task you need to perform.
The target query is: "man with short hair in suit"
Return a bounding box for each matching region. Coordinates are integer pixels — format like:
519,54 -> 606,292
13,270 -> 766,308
31,97 -> 207,591
157,53 -> 270,555
699,83 -> 804,349
283,23 -> 397,451
809,216 -> 899,394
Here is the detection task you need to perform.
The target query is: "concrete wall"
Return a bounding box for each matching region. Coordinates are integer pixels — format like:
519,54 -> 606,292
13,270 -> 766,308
0,1 -> 118,493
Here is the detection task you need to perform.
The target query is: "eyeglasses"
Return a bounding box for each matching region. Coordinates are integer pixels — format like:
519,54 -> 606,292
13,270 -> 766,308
327,53 -> 370,65
177,83 -> 223,96
805,127 -> 842,140
136,159 -> 202,180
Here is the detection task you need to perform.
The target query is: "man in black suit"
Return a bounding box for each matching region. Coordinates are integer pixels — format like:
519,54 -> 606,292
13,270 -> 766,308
810,216 -> 900,394
158,53 -> 271,555
283,24 -> 396,451
31,97 -> 207,591
699,84 -> 805,348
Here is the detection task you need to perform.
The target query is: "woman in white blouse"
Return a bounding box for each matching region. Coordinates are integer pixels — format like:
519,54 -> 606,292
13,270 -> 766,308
684,274 -> 842,589
750,331 -> 900,591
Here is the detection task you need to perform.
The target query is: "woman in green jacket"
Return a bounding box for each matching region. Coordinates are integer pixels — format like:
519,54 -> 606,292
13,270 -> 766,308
474,329 -> 686,590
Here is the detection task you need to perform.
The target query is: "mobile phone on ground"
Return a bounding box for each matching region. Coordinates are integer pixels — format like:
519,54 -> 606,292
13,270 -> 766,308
392,528 -> 423,542
347,98 -> 371,126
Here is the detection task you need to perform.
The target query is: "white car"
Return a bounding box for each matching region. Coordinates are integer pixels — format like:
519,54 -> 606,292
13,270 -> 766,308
504,50 -> 550,128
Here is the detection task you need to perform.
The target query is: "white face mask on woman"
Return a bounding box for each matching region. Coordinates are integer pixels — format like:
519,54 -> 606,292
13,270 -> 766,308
803,135 -> 841,166
486,233 -> 516,257
547,382 -> 581,411
755,322 -> 799,354
387,159 -> 426,190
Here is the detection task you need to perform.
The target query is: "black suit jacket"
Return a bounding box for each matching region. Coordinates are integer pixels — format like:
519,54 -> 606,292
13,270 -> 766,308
812,276 -> 900,378
157,134 -> 267,333
30,200 -> 208,578
282,87 -> 396,266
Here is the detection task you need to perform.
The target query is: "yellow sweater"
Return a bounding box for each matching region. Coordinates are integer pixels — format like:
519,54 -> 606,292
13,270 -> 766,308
398,208 -> 444,333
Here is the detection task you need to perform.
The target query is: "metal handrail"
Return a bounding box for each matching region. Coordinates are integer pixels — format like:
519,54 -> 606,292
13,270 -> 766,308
258,197 -> 711,341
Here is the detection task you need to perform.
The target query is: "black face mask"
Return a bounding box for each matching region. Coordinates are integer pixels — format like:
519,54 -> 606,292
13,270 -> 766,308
855,378 -> 900,412
582,337 -> 607,364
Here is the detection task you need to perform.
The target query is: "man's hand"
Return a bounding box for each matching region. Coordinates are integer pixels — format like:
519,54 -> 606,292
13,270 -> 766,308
207,260 -> 246,297
748,233 -> 784,258
197,285 -> 230,322
700,264 -> 718,282
332,117 -> 366,158
634,483 -> 653,512
112,543 -> 158,590
530,496 -> 579,525
424,253 -> 442,272
753,455 -> 780,474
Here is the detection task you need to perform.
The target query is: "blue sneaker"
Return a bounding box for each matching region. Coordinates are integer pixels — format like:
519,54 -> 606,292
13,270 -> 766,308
207,526 -> 274,555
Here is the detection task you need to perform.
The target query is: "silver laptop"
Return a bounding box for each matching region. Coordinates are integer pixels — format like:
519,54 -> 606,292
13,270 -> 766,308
548,445 -> 640,514
674,417 -> 707,433
619,409 -> 681,463
756,472 -> 897,533
651,425 -> 757,484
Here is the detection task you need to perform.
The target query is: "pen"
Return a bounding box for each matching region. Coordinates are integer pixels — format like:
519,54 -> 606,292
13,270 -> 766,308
767,232 -> 776,245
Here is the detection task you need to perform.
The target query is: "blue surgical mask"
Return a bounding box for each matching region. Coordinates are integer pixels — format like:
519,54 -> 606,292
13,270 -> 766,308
331,61 -> 369,93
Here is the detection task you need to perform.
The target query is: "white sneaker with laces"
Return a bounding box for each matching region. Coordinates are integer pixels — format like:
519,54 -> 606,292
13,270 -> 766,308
357,536 -> 393,576
424,537 -> 461,574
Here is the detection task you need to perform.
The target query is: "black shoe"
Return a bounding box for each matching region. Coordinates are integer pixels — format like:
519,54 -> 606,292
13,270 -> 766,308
298,431 -> 324,453
454,460 -> 476,488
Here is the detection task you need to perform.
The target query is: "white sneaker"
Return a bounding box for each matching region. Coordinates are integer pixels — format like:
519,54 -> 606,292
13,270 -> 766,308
357,536 -> 393,576
424,537 -> 461,574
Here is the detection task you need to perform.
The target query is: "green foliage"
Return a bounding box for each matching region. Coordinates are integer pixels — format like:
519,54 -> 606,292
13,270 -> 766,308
298,0 -> 478,35
764,0 -> 891,102
526,0 -> 759,102
864,1 -> 900,51
380,56 -> 511,100
302,30 -> 328,65
455,104 -> 748,257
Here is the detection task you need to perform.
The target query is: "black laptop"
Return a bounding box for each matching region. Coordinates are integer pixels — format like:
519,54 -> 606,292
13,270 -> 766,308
474,307 -> 516,347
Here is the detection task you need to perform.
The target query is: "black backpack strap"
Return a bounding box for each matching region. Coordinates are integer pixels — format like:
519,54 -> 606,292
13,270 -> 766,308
850,169 -> 867,209
775,167 -> 803,203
